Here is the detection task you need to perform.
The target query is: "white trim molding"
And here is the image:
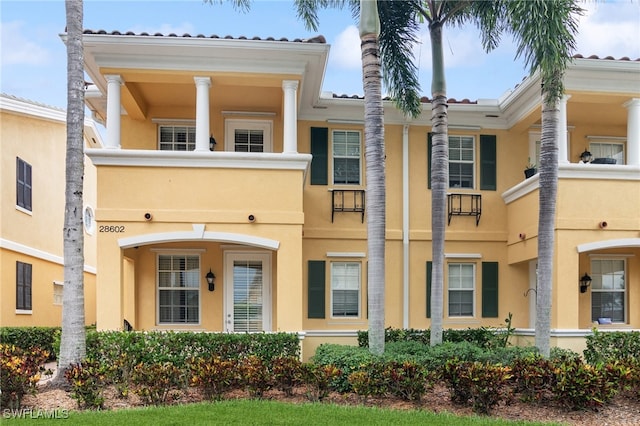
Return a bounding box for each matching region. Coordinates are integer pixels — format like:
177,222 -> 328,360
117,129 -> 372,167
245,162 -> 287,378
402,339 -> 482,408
118,224 -> 280,250
0,238 -> 97,274
326,252 -> 366,258
577,238 -> 640,253
444,253 -> 483,259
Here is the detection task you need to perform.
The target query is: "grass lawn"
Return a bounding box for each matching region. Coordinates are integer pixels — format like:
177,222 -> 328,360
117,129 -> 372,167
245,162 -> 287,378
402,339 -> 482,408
3,399 -> 562,425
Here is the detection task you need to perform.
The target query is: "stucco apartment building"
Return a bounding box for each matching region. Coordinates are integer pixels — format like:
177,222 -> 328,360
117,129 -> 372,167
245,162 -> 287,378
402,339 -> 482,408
15,30 -> 637,358
0,94 -> 100,327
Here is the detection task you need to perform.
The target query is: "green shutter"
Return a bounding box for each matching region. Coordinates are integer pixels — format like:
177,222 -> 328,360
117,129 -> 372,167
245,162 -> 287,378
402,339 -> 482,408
480,135 -> 497,191
308,260 -> 326,318
427,133 -> 432,189
310,127 -> 328,185
426,261 -> 432,318
482,262 -> 499,318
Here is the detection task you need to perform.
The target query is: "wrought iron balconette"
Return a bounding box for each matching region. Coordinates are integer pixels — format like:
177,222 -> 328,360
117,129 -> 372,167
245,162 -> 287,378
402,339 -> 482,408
447,193 -> 481,226
331,189 -> 365,223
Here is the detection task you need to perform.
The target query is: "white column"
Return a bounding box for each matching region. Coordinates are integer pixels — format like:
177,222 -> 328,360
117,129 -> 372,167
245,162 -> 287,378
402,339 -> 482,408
194,77 -> 211,152
558,94 -> 570,163
105,75 -> 123,149
624,98 -> 640,166
282,80 -> 299,154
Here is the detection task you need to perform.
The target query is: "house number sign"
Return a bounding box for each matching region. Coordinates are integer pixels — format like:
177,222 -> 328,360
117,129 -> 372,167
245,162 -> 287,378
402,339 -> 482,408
99,225 -> 126,233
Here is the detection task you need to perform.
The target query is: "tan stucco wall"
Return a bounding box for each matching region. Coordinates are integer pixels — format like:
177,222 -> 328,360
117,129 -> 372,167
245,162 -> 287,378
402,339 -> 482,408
0,106 -> 97,327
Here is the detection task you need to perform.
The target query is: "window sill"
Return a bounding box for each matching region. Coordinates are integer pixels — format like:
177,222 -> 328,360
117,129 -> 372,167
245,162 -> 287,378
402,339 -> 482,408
15,309 -> 33,315
15,205 -> 32,216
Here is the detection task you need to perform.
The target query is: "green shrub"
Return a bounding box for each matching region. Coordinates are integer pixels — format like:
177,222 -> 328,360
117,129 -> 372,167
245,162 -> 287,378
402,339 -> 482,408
301,363 -> 341,401
238,355 -> 272,398
311,344 -> 375,392
86,330 -> 299,368
0,344 -> 50,410
552,358 -> 620,410
270,356 -> 304,396
384,360 -> 431,402
584,329 -> 640,365
441,360 -> 512,415
347,361 -> 388,401
187,356 -> 237,400
510,355 -> 556,402
131,362 -> 185,405
64,359 -> 107,409
0,327 -> 59,361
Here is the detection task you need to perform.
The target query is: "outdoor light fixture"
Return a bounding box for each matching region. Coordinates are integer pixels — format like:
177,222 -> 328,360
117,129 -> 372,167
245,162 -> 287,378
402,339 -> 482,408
580,273 -> 592,293
209,136 -> 217,151
580,149 -> 593,163
206,269 -> 216,291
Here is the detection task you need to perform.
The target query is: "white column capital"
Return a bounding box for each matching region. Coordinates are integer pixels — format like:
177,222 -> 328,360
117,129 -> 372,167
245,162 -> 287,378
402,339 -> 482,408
105,74 -> 123,85
623,98 -> 640,109
194,76 -> 211,87
282,80 -> 299,91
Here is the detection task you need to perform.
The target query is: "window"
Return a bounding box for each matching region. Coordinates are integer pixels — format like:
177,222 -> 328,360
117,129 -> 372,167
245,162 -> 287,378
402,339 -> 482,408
589,141 -> 625,165
16,261 -> 32,311
449,136 -> 474,188
16,157 -> 32,211
53,281 -> 63,305
448,263 -> 474,316
331,262 -> 360,317
157,254 -> 200,324
224,119 -> 272,152
159,126 -> 196,151
591,259 -> 626,323
332,130 -> 361,185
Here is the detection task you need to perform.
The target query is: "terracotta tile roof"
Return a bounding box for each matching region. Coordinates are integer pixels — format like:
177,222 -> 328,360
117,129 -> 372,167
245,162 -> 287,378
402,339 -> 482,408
0,93 -> 64,111
81,29 -> 326,44
572,54 -> 640,61
332,93 -> 478,105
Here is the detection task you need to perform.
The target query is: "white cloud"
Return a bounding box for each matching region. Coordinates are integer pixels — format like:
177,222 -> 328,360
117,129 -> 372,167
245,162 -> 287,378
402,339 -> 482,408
575,2 -> 640,58
327,25 -> 361,70
0,21 -> 52,66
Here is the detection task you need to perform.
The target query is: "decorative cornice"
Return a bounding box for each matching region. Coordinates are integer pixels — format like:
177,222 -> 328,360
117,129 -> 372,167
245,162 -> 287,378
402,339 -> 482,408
0,238 -> 97,274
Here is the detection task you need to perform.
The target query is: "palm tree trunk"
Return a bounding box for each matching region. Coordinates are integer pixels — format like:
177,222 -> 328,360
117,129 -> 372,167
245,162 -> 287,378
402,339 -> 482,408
53,0 -> 86,385
429,20 -> 447,347
535,96 -> 559,358
360,0 -> 385,356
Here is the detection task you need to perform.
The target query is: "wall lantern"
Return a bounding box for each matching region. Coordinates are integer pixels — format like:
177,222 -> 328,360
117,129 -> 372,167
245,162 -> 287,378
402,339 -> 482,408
580,273 -> 592,293
209,136 -> 217,151
580,149 -> 593,163
206,269 -> 216,291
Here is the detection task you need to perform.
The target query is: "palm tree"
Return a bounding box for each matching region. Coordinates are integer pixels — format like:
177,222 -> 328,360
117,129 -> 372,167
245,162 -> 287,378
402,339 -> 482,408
500,0 -> 582,357
53,0 -> 87,385
295,0 -> 421,355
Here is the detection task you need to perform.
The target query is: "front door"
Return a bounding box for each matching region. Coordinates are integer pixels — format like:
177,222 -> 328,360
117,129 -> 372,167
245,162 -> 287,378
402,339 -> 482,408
224,252 -> 271,332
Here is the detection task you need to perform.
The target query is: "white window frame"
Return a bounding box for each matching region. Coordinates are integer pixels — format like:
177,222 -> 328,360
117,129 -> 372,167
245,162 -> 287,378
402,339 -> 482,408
448,135 -> 475,189
53,281 -> 63,306
590,258 -> 627,323
331,130 -> 362,186
157,124 -> 196,151
16,157 -> 32,213
330,261 -> 361,318
156,253 -> 201,326
588,137 -> 626,165
447,262 -> 475,317
224,119 -> 273,153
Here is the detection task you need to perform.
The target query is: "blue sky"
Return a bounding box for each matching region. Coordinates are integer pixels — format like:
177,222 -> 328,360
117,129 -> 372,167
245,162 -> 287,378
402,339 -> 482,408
1,0 -> 639,111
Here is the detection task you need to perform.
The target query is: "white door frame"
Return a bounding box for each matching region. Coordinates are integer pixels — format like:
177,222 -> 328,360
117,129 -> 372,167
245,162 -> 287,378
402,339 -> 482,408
223,250 -> 272,332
